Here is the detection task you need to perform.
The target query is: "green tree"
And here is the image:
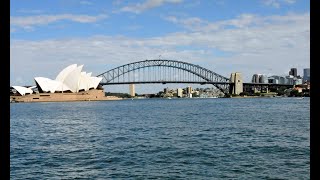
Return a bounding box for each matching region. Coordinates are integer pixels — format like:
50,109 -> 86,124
289,89 -> 299,97
253,92 -> 261,96
239,92 -> 249,96
276,87 -> 287,96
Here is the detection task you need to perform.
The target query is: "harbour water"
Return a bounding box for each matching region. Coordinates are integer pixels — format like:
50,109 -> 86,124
10,97 -> 310,179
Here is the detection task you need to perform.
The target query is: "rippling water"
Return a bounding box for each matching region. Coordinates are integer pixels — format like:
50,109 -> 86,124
10,97 -> 310,179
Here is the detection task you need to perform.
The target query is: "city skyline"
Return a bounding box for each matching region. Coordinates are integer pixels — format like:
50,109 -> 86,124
10,0 -> 310,94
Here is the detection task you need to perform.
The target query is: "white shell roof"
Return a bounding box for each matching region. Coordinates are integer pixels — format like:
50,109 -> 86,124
35,77 -> 71,93
12,86 -> 34,96
62,65 -> 83,92
27,64 -> 103,94
89,76 -> 103,89
55,64 -> 77,82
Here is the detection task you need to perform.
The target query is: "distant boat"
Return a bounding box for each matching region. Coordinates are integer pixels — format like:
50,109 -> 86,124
167,97 -> 172,99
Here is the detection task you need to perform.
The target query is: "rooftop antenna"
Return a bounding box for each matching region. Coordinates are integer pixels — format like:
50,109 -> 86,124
159,55 -> 161,59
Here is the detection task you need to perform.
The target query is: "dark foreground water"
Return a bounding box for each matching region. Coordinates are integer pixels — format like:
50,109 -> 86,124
10,97 -> 310,179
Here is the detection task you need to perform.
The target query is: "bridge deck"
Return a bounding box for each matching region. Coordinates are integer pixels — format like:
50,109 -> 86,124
100,81 -> 234,85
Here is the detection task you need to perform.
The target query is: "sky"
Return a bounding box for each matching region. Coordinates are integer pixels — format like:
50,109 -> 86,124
10,0 -> 310,94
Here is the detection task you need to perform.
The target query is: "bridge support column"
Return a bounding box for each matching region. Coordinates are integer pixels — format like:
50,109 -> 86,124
129,84 -> 135,97
230,72 -> 243,95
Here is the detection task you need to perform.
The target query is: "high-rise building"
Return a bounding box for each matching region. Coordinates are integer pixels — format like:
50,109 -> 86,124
186,86 -> 192,94
164,87 -> 169,94
251,74 -> 260,83
285,76 -> 294,85
252,74 -> 268,83
294,78 -> 303,85
259,75 -> 268,83
289,68 -> 297,77
303,68 -> 310,82
177,88 -> 183,97
268,75 -> 287,84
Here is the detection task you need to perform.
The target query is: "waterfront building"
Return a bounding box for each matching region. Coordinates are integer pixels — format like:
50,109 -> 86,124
13,64 -> 102,95
303,68 -> 310,82
259,75 -> 268,83
177,88 -> 183,97
251,74 -> 261,83
193,91 -> 200,96
10,64 -> 124,102
186,86 -> 192,94
294,78 -> 303,85
268,78 -> 279,84
285,75 -> 294,85
164,87 -> 169,94
252,74 -> 268,83
279,76 -> 286,84
269,75 -> 287,84
11,86 -> 35,96
289,68 -> 297,77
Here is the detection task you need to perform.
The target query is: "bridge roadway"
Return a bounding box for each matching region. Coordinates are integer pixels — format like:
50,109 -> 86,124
100,81 -> 294,87
100,81 -> 234,85
243,82 -> 293,87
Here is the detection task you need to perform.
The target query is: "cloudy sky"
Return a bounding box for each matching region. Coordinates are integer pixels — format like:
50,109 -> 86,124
10,0 -> 310,93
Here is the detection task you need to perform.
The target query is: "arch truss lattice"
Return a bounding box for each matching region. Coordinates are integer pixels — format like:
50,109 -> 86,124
97,59 -> 231,93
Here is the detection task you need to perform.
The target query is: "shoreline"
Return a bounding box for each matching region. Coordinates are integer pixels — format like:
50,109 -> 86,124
10,89 -> 122,103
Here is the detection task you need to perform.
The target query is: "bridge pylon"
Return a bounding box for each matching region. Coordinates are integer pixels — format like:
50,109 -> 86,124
229,72 -> 243,95
129,84 -> 135,97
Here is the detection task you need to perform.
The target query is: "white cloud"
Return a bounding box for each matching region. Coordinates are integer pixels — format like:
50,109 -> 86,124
10,13 -> 309,87
119,0 -> 183,14
262,0 -> 297,8
164,12 -> 309,32
11,14 -> 108,29
263,0 -> 280,8
17,9 -> 45,14
163,14 -> 264,32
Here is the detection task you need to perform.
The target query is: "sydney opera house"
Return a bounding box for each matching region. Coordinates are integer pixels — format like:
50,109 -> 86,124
10,64 -> 120,102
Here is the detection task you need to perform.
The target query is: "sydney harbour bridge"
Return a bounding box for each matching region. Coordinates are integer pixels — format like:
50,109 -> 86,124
97,59 -> 293,95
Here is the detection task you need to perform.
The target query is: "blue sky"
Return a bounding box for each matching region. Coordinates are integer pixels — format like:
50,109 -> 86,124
10,0 -> 310,93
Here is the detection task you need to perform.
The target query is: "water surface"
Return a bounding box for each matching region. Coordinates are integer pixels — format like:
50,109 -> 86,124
10,97 -> 310,179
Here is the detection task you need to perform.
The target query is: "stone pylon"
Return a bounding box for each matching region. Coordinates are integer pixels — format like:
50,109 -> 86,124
230,72 -> 243,95
129,84 -> 135,97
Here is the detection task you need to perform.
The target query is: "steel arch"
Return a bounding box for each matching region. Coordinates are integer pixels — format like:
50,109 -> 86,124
97,59 -> 231,93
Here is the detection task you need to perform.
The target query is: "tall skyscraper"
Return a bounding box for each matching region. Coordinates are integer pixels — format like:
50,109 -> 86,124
303,68 -> 310,82
289,68 -> 297,77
